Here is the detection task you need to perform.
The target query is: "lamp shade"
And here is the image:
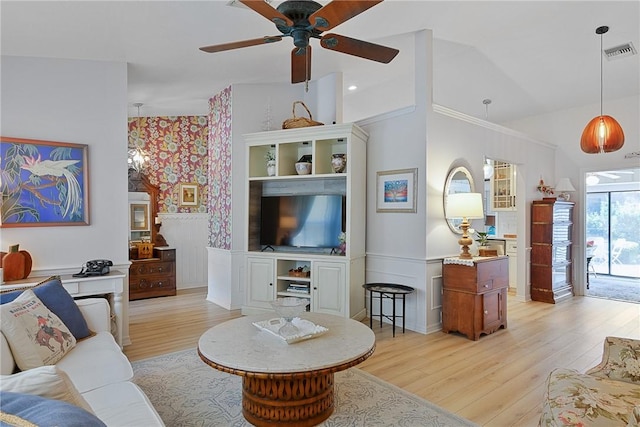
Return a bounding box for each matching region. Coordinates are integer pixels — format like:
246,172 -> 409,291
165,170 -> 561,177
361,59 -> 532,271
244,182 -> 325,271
555,178 -> 576,193
580,115 -> 625,154
446,193 -> 484,219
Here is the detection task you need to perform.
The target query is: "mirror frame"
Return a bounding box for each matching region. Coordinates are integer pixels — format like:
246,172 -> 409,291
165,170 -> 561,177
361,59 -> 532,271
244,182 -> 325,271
444,166 -> 476,234
130,203 -> 150,231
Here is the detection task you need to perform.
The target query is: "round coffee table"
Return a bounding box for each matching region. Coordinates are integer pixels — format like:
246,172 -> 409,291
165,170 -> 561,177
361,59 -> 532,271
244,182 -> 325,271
198,312 -> 375,427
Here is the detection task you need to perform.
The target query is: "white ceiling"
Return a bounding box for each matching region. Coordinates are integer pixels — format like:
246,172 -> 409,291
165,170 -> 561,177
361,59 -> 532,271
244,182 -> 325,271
2,1 -> 639,123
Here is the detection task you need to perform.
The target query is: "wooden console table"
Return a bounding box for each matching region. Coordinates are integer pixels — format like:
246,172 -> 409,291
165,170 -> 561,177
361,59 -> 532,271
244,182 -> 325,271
2,271 -> 126,348
198,312 -> 375,426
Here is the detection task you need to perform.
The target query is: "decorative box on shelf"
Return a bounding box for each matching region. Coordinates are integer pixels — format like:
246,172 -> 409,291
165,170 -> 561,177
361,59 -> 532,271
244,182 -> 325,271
288,268 -> 310,278
136,242 -> 154,259
478,248 -> 499,257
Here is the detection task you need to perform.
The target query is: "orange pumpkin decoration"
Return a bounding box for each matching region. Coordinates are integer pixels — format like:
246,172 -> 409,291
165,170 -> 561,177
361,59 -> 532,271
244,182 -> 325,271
1,244 -> 33,282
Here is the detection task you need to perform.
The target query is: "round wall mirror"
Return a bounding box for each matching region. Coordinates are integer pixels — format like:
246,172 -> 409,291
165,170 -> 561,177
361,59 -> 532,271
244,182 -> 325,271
444,166 -> 475,234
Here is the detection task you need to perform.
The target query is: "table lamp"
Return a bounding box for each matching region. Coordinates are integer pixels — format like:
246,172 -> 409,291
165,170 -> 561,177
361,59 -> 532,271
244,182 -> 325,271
446,193 -> 485,259
555,178 -> 576,201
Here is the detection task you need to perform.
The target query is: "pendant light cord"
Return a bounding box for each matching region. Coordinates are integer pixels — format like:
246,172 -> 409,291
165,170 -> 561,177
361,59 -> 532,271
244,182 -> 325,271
600,30 -> 603,117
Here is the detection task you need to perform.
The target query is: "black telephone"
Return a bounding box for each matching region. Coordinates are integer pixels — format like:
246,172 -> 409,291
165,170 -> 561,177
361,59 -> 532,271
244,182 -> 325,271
73,259 -> 113,277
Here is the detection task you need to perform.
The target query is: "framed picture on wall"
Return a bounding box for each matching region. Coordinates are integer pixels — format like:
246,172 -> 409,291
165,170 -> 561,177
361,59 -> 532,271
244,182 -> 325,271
376,168 -> 418,213
179,183 -> 198,207
0,136 -> 89,227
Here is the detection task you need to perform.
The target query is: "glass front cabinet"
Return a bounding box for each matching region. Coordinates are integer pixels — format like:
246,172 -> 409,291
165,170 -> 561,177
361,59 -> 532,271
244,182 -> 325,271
491,161 -> 516,211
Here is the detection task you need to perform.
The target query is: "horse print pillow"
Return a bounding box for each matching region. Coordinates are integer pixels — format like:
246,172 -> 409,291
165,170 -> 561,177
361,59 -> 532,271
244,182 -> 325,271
1,290 -> 77,371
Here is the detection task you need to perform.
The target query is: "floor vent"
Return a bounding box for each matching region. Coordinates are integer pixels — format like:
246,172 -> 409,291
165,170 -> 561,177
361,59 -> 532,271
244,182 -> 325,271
604,42 -> 637,60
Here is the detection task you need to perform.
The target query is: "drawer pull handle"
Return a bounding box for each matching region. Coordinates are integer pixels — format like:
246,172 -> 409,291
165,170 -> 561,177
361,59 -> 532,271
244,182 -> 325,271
483,284 -> 489,288
484,310 -> 489,315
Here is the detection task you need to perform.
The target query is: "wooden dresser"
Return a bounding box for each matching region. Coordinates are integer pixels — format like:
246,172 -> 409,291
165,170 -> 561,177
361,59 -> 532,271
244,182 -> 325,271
530,200 -> 574,303
442,256 -> 508,340
129,247 -> 176,301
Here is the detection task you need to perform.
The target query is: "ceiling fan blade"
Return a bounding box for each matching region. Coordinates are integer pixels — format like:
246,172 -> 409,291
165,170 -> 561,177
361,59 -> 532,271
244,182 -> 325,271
239,0 -> 293,27
320,33 -> 399,63
200,36 -> 282,53
596,172 -> 621,179
291,46 -> 312,84
310,0 -> 382,31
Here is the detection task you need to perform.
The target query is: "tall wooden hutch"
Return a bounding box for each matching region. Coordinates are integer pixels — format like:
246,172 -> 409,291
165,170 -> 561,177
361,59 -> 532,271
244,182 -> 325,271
530,199 -> 574,303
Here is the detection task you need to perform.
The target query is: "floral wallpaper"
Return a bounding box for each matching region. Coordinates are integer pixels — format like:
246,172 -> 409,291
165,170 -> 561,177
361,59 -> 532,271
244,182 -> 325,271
128,115 -> 208,213
207,87 -> 233,250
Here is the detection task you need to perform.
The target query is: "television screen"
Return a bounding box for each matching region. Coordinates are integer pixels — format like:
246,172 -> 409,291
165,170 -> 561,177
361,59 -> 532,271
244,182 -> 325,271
260,195 -> 345,249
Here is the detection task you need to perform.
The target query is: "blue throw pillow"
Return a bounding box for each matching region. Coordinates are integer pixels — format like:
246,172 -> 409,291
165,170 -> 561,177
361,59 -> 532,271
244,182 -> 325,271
0,276 -> 91,339
0,391 -> 106,427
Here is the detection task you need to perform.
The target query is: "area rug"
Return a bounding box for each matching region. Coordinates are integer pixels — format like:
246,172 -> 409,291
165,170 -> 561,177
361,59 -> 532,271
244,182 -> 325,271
587,276 -> 640,303
132,349 -> 477,427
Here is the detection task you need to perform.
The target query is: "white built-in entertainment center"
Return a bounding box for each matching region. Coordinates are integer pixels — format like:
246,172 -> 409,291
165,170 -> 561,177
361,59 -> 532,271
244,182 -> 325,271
241,123 -> 367,319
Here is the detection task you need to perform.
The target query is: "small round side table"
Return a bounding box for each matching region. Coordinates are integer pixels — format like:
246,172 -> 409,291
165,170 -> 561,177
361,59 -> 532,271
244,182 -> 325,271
362,283 -> 414,337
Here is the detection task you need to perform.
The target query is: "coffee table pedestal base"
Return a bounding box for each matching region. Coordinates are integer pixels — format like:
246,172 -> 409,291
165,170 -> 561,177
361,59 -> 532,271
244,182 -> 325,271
242,372 -> 334,427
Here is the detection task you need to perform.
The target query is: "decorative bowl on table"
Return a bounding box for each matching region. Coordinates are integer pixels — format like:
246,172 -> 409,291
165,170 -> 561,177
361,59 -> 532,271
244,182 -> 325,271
295,162 -> 312,175
270,297 -> 309,337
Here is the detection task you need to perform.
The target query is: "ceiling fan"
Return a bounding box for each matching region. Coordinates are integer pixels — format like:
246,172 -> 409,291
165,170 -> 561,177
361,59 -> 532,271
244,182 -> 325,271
591,170 -> 634,179
199,0 -> 399,85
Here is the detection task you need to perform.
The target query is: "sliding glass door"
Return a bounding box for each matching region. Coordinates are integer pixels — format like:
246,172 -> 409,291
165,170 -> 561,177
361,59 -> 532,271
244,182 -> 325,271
586,190 -> 640,278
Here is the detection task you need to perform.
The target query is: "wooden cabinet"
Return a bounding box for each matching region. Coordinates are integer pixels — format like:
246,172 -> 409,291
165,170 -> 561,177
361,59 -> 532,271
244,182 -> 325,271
242,124 -> 367,319
129,248 -> 176,300
491,161 -> 516,211
531,200 -> 574,303
442,257 -> 509,340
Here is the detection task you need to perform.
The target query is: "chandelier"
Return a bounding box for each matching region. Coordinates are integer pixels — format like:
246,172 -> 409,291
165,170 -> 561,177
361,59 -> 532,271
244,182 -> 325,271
128,102 -> 150,172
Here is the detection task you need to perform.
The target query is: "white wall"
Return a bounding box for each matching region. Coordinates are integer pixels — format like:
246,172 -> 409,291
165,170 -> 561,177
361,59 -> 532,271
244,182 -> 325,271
1,55 -> 129,270
158,213 -> 208,289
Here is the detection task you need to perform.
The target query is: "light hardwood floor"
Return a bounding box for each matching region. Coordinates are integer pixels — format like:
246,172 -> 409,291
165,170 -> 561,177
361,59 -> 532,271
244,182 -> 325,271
124,288 -> 640,426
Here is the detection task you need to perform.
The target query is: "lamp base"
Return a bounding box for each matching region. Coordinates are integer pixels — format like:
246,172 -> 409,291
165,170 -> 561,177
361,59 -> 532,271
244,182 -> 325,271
458,220 -> 473,259
558,192 -> 571,201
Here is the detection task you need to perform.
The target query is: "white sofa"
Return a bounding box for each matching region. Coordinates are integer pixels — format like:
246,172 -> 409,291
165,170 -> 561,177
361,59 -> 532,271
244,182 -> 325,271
1,298 -> 164,426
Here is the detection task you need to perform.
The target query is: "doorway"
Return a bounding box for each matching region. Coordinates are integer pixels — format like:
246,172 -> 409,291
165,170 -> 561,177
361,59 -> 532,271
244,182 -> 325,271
585,168 -> 640,303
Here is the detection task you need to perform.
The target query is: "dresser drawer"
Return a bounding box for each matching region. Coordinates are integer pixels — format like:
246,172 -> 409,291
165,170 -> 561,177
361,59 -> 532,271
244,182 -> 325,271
130,276 -> 175,292
129,276 -> 176,300
476,258 -> 509,292
130,260 -> 174,277
154,248 -> 175,262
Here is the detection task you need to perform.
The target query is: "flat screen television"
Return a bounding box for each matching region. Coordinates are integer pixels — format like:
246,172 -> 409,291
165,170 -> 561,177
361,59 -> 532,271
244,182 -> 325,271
260,194 -> 345,249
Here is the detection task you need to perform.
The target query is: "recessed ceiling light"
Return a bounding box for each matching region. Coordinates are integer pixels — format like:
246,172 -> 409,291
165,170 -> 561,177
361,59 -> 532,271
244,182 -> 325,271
348,85 -> 358,91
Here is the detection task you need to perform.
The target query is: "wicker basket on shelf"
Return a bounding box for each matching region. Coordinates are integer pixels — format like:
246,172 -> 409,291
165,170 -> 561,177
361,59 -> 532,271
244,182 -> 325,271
282,101 -> 324,129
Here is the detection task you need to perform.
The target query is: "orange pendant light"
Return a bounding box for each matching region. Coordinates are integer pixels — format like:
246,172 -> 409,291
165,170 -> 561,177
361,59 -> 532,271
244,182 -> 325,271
580,26 -> 625,154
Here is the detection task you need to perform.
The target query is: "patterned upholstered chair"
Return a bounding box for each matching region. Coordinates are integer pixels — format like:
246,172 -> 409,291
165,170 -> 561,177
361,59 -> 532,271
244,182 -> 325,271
539,337 -> 640,426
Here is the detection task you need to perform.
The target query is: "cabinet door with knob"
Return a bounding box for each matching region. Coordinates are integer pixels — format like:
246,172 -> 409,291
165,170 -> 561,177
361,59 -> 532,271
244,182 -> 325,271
312,261 -> 346,316
442,256 -> 508,340
246,256 -> 275,309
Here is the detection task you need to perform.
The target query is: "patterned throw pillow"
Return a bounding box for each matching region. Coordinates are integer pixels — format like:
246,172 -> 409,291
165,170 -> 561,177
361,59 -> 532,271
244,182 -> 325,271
587,336 -> 640,385
0,276 -> 91,339
0,290 -> 77,371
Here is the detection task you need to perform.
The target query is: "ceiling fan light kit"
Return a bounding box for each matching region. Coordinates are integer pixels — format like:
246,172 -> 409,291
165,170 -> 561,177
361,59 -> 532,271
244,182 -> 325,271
580,25 -> 625,154
200,0 -> 399,86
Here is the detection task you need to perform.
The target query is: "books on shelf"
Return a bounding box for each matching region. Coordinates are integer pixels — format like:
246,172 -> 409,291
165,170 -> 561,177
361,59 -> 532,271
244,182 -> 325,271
287,283 -> 309,294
